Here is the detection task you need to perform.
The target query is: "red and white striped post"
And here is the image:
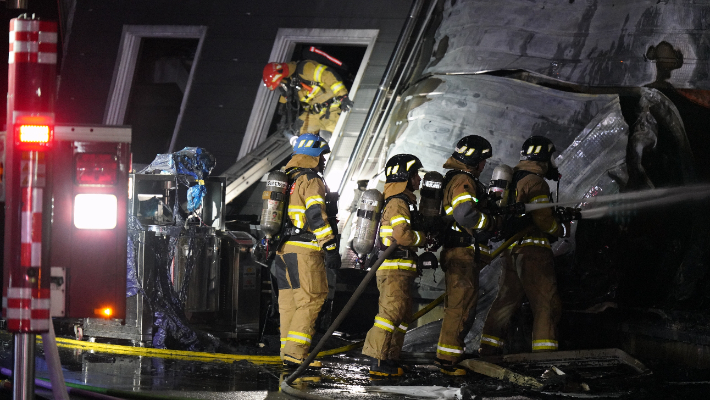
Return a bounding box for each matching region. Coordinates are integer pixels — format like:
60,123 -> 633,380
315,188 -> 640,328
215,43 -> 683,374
3,15 -> 57,400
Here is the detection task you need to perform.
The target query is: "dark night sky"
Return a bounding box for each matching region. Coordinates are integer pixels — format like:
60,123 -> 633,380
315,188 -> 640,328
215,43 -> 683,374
1,0 -> 60,130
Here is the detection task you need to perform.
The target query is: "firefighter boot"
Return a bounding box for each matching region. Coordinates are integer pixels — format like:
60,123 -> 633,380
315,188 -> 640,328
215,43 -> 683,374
283,354 -> 323,370
434,357 -> 467,376
369,359 -> 404,377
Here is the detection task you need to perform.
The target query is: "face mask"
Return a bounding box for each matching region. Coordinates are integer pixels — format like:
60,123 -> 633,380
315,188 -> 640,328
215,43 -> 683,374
545,164 -> 560,181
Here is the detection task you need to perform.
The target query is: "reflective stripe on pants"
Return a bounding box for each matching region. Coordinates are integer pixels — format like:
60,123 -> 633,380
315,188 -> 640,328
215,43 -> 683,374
276,251 -> 328,360
362,269 -> 416,361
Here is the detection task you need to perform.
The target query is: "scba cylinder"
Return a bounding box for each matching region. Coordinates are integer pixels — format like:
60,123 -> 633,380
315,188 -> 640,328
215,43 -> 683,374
489,164 -> 513,206
352,189 -> 383,258
260,170 -> 289,238
419,171 -> 444,217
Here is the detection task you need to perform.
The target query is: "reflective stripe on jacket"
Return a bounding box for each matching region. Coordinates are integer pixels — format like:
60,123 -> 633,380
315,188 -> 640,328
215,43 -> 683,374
511,160 -> 565,249
279,60 -> 348,107
283,166 -> 335,252
379,188 -> 424,272
442,171 -> 491,235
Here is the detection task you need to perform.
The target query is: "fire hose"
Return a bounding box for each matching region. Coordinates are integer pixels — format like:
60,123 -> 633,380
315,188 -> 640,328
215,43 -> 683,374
281,227 -> 533,398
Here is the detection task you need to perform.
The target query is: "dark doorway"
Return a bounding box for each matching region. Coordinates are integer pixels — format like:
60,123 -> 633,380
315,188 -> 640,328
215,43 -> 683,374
267,44 -> 368,137
125,38 -> 199,166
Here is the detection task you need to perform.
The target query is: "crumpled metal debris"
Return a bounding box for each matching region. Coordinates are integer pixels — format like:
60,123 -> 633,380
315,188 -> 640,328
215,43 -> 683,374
366,385 -> 461,399
424,0 -> 710,90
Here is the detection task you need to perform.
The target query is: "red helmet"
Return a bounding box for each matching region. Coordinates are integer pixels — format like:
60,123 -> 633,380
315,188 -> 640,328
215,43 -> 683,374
262,62 -> 290,90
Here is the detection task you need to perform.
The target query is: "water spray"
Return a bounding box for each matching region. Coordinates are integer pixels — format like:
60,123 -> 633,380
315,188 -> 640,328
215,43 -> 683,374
522,183 -> 710,220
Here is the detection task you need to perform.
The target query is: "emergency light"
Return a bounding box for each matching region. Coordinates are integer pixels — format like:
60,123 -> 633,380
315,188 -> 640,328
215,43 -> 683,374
73,193 -> 118,229
15,124 -> 53,151
13,114 -> 54,151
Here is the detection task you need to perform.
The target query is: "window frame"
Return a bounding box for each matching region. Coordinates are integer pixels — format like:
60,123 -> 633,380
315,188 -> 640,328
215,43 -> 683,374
238,28 -> 379,160
103,25 -> 207,153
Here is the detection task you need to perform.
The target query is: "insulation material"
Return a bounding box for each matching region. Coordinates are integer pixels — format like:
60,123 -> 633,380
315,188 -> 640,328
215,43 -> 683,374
385,74 -> 626,187
398,74 -> 630,354
366,386 -> 461,399
425,0 -> 710,89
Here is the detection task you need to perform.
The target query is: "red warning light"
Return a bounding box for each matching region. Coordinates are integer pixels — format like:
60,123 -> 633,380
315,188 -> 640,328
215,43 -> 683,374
19,125 -> 50,143
14,116 -> 53,151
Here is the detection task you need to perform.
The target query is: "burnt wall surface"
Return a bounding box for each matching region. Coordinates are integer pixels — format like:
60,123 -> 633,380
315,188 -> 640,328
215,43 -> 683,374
55,0 -> 413,174
426,0 -> 710,89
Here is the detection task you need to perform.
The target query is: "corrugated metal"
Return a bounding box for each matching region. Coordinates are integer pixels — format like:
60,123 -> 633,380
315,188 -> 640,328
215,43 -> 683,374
379,74 -> 624,186
425,0 -> 710,89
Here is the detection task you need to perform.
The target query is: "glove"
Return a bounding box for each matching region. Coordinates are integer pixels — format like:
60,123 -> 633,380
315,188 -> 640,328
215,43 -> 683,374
323,239 -> 342,270
338,95 -> 354,112
555,206 -> 582,222
499,202 -> 526,216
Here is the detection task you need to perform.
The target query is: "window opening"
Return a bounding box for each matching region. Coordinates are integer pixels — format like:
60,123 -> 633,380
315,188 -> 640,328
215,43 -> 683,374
266,44 -> 367,139
125,38 -> 198,166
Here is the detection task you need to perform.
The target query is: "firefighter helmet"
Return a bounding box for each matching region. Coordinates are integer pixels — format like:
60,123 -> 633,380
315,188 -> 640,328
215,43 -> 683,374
262,62 -> 290,90
452,135 -> 492,166
520,135 -> 556,162
292,133 -> 330,157
385,154 -> 423,183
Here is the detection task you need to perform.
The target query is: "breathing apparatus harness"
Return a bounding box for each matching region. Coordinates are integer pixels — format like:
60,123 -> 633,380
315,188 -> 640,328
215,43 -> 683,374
376,193 -> 421,261
271,167 -> 339,253
440,169 -> 490,262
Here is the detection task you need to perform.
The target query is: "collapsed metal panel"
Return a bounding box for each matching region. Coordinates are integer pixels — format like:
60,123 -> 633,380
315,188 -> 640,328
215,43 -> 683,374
398,74 -> 633,354
384,74 -> 627,187
425,0 -> 710,89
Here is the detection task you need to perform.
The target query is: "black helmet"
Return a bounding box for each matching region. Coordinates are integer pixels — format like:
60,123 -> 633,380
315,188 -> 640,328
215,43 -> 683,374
385,154 -> 423,183
452,135 -> 492,166
520,135 -> 556,162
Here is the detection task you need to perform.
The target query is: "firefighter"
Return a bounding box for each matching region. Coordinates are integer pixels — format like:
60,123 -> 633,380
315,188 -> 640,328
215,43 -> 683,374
262,60 -> 354,141
275,133 -> 341,369
479,135 -> 568,356
362,154 -> 426,377
435,135 -> 498,376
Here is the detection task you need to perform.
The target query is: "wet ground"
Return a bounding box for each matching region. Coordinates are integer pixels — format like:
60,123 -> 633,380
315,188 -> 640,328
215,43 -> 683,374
0,330 -> 709,399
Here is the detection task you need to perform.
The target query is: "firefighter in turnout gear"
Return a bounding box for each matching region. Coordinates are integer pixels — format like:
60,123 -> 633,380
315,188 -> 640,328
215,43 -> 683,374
362,154 -> 426,377
274,133 -> 341,369
435,135 -> 498,376
262,60 -> 353,140
479,135 -> 568,356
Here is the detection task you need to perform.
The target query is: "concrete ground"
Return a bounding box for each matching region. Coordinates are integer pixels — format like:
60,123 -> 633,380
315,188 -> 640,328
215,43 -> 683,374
0,330 -> 708,399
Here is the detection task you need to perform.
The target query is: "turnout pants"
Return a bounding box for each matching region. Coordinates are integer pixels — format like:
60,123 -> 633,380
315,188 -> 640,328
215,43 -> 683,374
274,249 -> 328,360
480,246 -> 562,352
362,268 -> 416,361
436,247 -> 479,363
298,109 -> 341,135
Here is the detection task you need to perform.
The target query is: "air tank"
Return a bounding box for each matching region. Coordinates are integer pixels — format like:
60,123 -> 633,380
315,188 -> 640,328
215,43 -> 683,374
351,189 -> 383,258
260,170 -> 289,238
419,171 -> 444,217
488,164 -> 514,206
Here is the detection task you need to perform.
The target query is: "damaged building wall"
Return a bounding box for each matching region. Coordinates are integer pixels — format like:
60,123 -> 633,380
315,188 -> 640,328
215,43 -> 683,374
387,0 -> 710,361
426,0 -> 710,90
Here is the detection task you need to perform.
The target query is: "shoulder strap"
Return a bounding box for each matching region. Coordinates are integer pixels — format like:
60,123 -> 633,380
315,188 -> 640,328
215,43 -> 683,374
295,60 -> 308,78
507,170 -> 536,205
294,61 -> 320,87
443,169 -> 471,189
287,168 -> 323,190
383,193 -> 414,211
